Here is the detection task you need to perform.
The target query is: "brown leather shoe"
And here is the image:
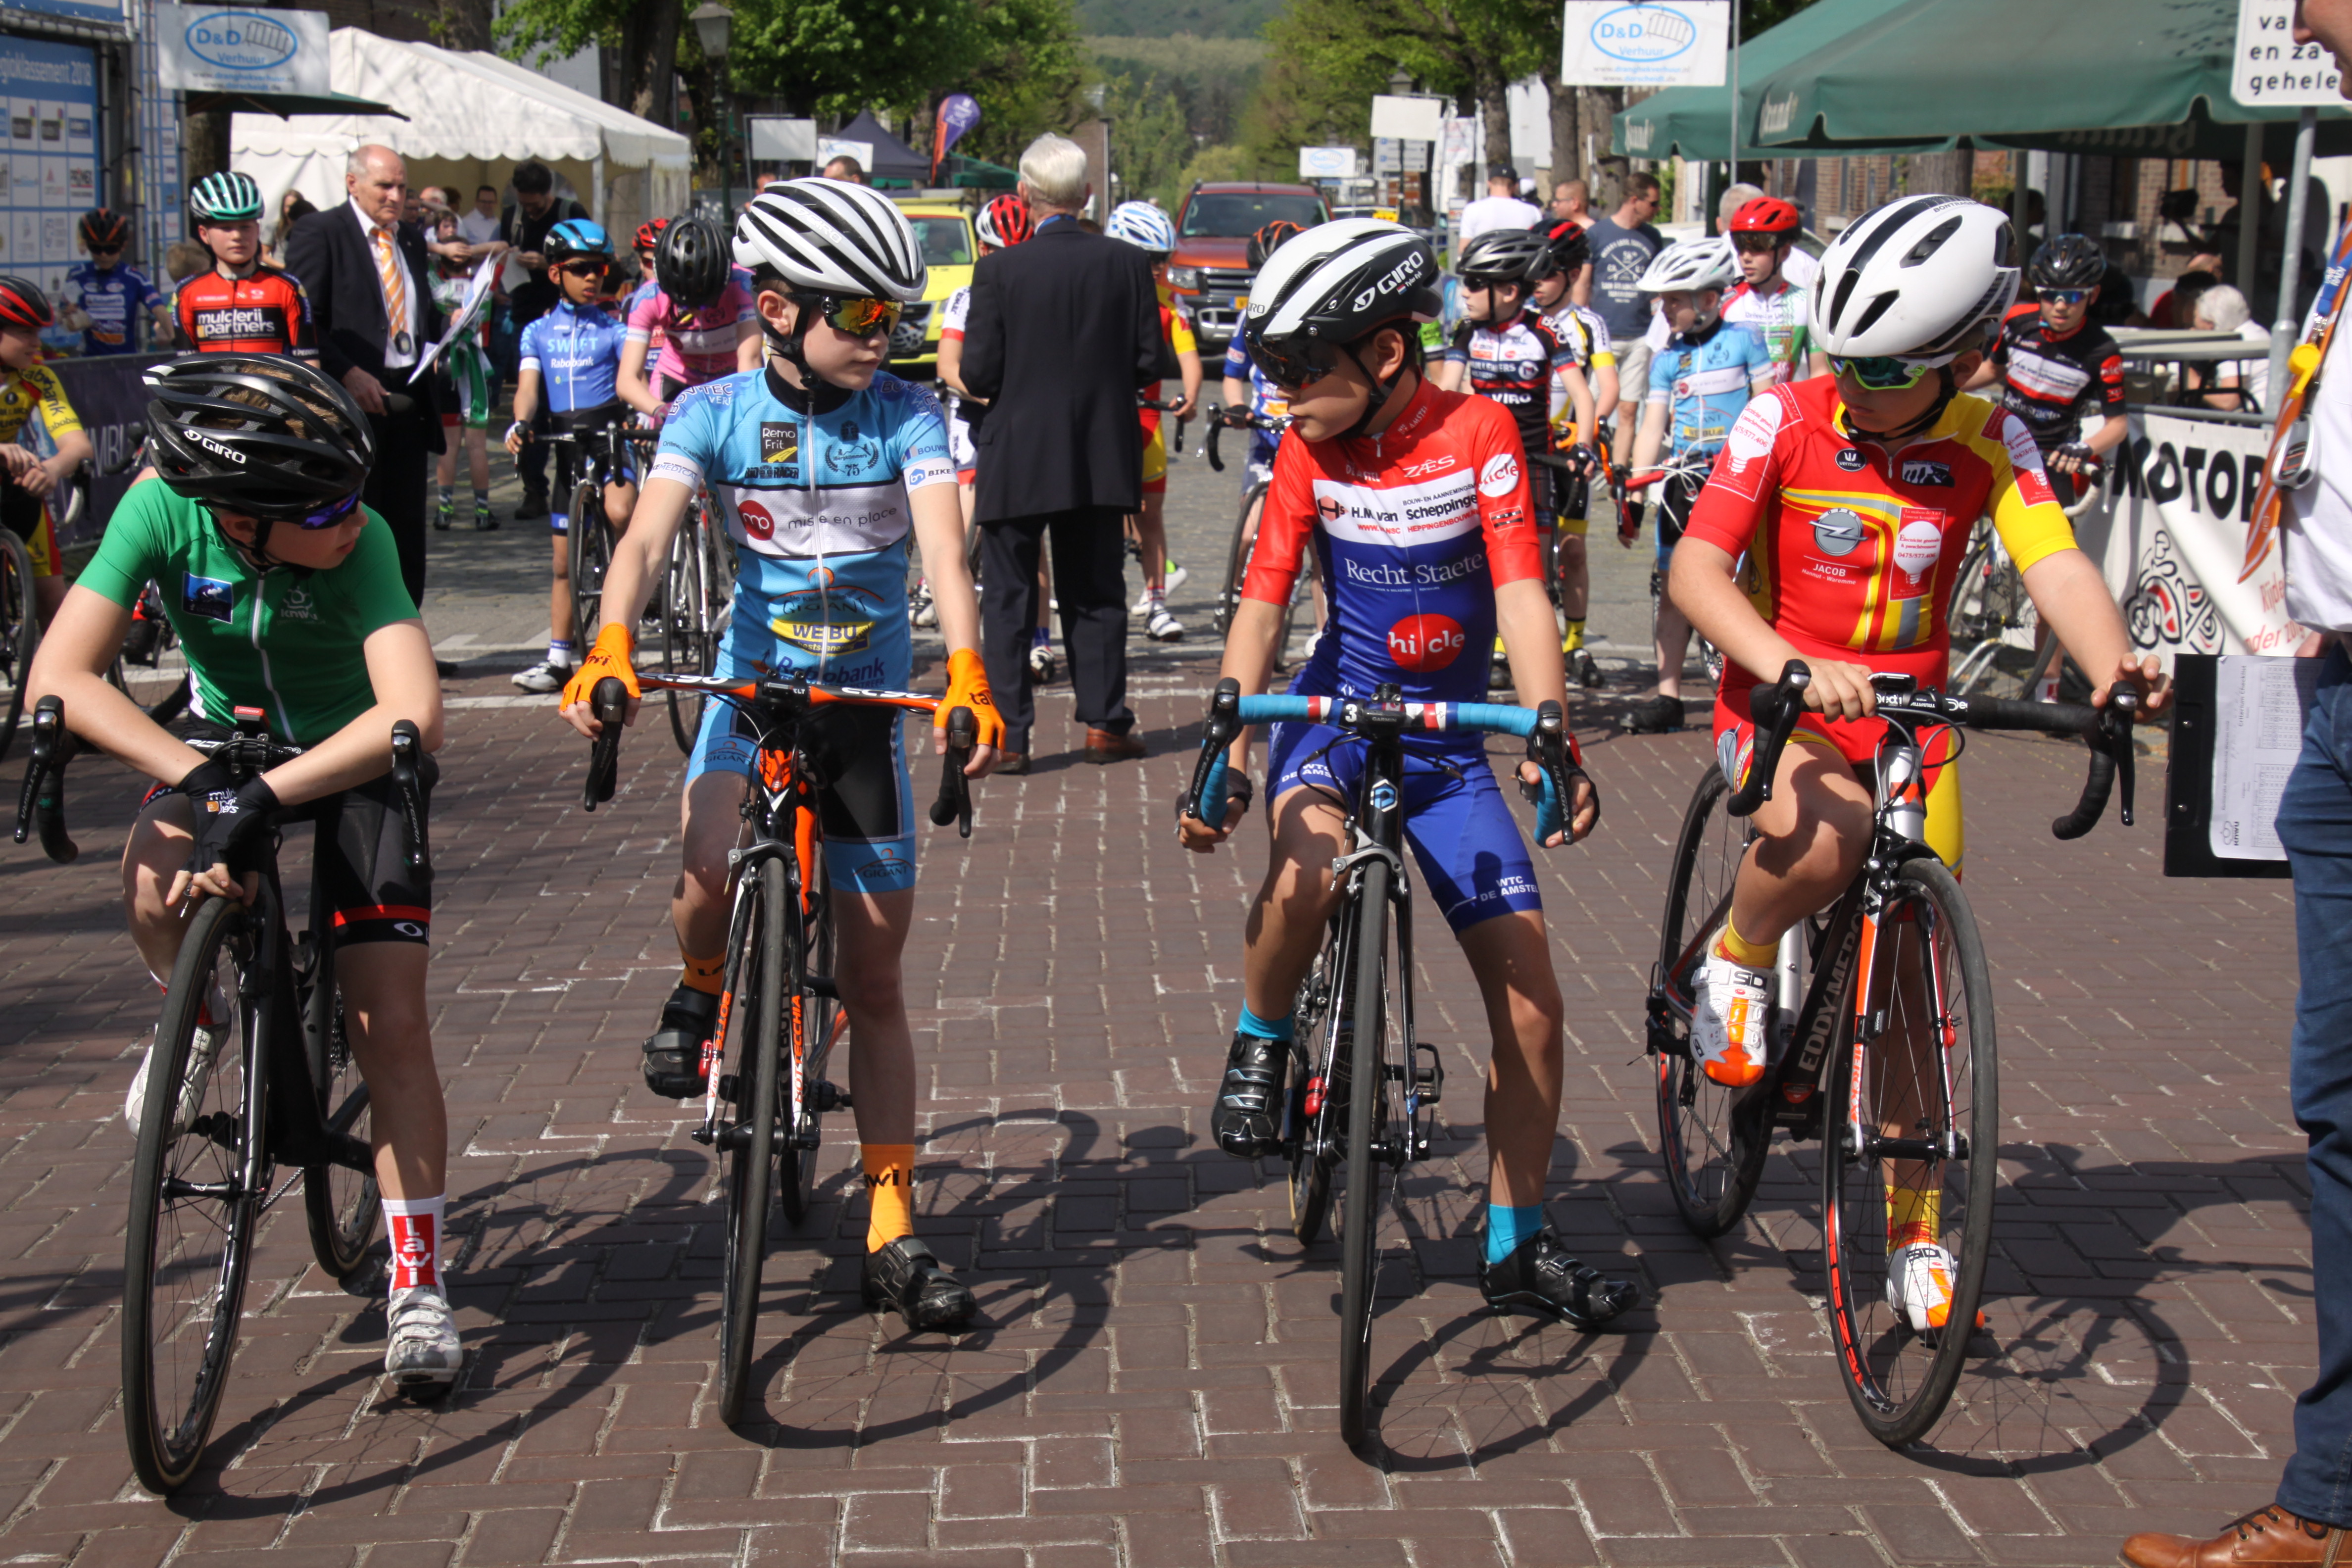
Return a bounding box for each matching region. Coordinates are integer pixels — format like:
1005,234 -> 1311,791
1084,727 -> 1146,764
2121,1506 -> 2351,1567
994,751 -> 1030,776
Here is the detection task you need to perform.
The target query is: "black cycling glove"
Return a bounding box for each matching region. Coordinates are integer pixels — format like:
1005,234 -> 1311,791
182,770 -> 280,883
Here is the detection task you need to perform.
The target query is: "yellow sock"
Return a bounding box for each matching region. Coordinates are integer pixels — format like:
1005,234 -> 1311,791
1563,618 -> 1586,653
1713,912 -> 1779,969
863,1144 -> 916,1252
680,947 -> 726,996
1887,1186 -> 1939,1248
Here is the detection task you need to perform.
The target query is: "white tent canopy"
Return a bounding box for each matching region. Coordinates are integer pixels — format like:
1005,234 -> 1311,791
233,29 -> 690,248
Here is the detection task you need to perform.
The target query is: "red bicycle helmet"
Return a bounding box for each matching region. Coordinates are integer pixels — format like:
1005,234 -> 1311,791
1729,196 -> 1802,237
79,208 -> 130,250
635,217 -> 667,252
0,275 -> 54,329
976,194 -> 1032,249
1245,219 -> 1304,270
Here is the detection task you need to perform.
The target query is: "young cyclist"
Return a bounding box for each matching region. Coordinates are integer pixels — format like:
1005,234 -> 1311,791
1668,197 -> 2165,1331
63,209 -> 170,355
0,277 -> 91,622
1529,217 -> 1618,686
618,213 -> 760,417
1721,196 -> 1829,387
175,173 -> 316,360
1106,201 -> 1201,641
1622,236 -> 1775,735
1962,233 -> 2128,499
427,208 -> 497,532
1178,219 -> 1634,1330
505,220 -> 638,694
26,353 -> 461,1389
558,179 -> 1003,1330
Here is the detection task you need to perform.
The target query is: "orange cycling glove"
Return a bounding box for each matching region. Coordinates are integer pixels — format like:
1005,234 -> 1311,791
562,623 -> 640,711
936,647 -> 1006,752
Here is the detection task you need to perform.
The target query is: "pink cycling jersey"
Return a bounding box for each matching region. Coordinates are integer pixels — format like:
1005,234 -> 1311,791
625,279 -> 756,389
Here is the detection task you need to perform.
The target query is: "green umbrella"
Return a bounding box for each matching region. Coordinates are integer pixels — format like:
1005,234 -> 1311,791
1614,0 -> 1942,159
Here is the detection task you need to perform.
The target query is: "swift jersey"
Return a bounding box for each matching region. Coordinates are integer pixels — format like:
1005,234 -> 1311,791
1990,313 -> 2126,449
648,367 -> 953,690
1243,381 -> 1544,723
519,299 -> 629,415
1684,376 -> 2078,709
1441,309 -> 1575,452
1648,315 -> 1773,456
174,266 -> 315,356
1722,279 -> 1812,385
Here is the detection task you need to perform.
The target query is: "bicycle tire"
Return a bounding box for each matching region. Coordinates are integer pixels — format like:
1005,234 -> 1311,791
566,479 -> 609,642
1285,928 -> 1339,1247
301,943 -> 379,1280
1336,855 -> 1392,1452
716,855 -> 786,1425
0,528 -> 37,763
122,896 -> 259,1495
778,852 -> 836,1228
1214,485 -> 1261,638
1652,764 -> 1772,1239
662,524 -> 706,754
1821,855 -> 1998,1447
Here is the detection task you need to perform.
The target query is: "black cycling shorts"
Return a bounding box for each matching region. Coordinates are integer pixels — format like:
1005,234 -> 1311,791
690,700 -> 917,895
147,738 -> 438,948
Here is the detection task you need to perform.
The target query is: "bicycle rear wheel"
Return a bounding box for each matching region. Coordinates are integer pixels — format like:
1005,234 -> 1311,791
1822,856 -> 1998,1447
1652,764 -> 1772,1239
716,855 -> 786,1425
566,480 -> 609,641
0,528 -> 38,763
662,523 -> 708,754
1336,856 -> 1395,1452
301,950 -> 379,1280
122,896 -> 260,1494
778,853 -> 836,1228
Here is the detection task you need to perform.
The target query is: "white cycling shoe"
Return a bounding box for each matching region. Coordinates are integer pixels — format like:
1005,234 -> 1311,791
511,659 -> 570,694
386,1284 -> 463,1392
126,997 -> 226,1139
1885,1237 -> 1983,1334
1690,943 -> 1772,1087
1145,605 -> 1184,641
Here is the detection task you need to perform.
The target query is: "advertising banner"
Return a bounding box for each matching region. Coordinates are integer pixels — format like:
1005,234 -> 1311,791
0,36 -> 97,325
1561,0 -> 1729,89
1298,146 -> 1357,179
2233,0 -> 2345,106
153,3 -> 329,96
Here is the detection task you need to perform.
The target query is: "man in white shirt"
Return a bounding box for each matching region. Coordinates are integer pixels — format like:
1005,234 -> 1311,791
457,185 -> 504,250
1456,166 -> 1543,249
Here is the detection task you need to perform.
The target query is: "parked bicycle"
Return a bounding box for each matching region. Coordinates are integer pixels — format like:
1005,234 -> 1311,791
1644,659 -> 2137,1444
580,670 -> 976,1424
546,422 -> 663,648
1182,677 -> 1581,1452
1203,405 -> 1308,661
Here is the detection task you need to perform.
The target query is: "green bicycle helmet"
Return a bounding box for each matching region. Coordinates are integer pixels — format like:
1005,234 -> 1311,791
189,172 -> 265,225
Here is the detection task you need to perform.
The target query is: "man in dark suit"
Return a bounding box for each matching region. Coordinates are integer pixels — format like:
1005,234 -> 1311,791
286,143 -> 444,613
961,133 -> 1174,770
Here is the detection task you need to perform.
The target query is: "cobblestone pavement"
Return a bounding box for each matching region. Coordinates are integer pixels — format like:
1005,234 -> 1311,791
0,415 -> 2312,1568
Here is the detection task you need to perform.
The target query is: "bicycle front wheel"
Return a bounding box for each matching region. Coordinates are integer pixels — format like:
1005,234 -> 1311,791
122,897 -> 261,1494
1821,856 -> 1998,1447
716,856 -> 786,1425
661,524 -> 707,754
301,970 -> 379,1280
1652,764 -> 1772,1239
566,481 -> 609,640
1214,486 -> 1260,638
1336,855 -> 1394,1452
0,527 -> 38,762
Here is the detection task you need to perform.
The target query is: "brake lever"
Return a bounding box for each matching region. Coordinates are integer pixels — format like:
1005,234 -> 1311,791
14,694 -> 77,864
1187,677 -> 1244,825
928,706 -> 976,837
1725,661 -> 1812,818
2107,691 -> 2137,829
390,719 -> 431,881
583,677 -> 628,812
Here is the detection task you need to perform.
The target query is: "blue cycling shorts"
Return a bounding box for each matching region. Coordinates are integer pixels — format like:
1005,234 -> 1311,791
1266,721 -> 1541,934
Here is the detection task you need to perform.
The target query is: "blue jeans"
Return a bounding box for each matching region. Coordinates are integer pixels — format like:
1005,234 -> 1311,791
2276,643 -> 2352,1527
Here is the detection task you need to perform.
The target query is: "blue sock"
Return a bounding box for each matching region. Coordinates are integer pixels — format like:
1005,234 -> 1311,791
1236,1005 -> 1294,1041
1031,626 -> 1050,646
1485,1203 -> 1544,1265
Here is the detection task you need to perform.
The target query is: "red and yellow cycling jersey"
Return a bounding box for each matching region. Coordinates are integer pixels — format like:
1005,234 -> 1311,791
0,361 -> 80,444
1140,305 -> 1200,489
174,266 -> 316,357
1684,375 -> 2078,745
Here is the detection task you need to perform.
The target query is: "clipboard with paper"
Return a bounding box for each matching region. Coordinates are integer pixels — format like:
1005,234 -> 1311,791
408,254 -> 499,382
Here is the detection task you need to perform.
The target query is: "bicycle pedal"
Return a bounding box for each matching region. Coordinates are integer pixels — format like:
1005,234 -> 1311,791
813,1080 -> 851,1112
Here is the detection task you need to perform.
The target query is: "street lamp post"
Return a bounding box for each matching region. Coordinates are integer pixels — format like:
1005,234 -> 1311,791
689,2 -> 735,215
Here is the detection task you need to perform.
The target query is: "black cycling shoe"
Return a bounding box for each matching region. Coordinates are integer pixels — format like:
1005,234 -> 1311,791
1210,1032 -> 1287,1158
1619,694 -> 1687,735
862,1236 -> 978,1331
1479,1224 -> 1639,1329
514,491 -> 549,522
1570,647 -> 1604,689
641,984 -> 719,1098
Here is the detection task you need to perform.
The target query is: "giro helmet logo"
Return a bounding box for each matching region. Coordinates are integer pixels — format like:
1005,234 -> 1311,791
185,428 -> 246,463
1352,286 -> 1377,312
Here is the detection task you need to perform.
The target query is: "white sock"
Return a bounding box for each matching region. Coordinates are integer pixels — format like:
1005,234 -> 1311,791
384,1193 -> 447,1293
548,637 -> 575,666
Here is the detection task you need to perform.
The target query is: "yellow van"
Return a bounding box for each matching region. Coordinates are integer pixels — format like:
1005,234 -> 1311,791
888,196 -> 977,381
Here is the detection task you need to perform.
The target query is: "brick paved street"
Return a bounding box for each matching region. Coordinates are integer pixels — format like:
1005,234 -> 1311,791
0,426 -> 2315,1567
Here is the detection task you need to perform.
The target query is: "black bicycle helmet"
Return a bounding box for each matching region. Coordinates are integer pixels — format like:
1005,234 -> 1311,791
655,213 -> 730,309
79,208 -> 129,250
1455,228 -> 1549,289
2027,234 -> 2107,292
144,354 -> 374,525
1246,218 -> 1304,271
1530,217 -> 1589,280
0,274 -> 53,329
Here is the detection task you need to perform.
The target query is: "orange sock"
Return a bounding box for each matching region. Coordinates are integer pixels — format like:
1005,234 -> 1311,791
680,945 -> 725,996
863,1144 -> 915,1252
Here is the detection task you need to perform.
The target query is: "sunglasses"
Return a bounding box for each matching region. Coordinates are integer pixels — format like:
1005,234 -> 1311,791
91,245 -> 122,255
804,294 -> 902,338
556,259 -> 608,278
1730,231 -> 1789,255
2040,288 -> 2093,307
227,488 -> 364,532
1829,351 -> 1959,391
1244,331 -> 1340,391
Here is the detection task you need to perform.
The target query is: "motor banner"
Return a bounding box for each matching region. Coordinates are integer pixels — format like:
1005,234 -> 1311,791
2070,409 -> 2308,668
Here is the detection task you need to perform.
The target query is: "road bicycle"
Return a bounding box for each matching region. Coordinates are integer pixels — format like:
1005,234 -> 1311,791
1620,450 -> 1728,688
1949,456 -> 2106,699
581,670 -> 976,1424
657,487 -> 735,754
1203,405 -> 1312,665
543,421 -> 663,650
1644,659 -> 2137,1444
1183,678 -> 1581,1453
14,698 -> 430,1492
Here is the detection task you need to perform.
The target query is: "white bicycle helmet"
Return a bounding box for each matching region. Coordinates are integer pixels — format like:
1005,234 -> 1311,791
1635,236 -> 1739,294
1106,200 -> 1177,255
734,178 -> 926,303
1244,218 -> 1440,349
1810,196 -> 2018,358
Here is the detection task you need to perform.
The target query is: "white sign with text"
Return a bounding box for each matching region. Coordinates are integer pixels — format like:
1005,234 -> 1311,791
154,2 -> 328,96
1560,1 -> 1727,89
2233,0 -> 2345,106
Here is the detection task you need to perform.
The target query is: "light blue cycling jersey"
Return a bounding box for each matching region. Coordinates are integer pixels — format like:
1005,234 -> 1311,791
518,298 -> 629,415
1646,315 -> 1772,457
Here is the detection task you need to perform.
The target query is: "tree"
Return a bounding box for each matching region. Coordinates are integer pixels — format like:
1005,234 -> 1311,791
495,0 -> 679,131
957,0 -> 1094,169
726,0 -> 984,121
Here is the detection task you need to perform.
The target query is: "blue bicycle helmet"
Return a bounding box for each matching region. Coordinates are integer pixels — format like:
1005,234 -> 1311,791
545,218 -> 613,263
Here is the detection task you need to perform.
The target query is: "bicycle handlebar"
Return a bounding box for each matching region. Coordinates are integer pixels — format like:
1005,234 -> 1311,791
13,695 -> 77,863
1204,404 -> 1289,475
